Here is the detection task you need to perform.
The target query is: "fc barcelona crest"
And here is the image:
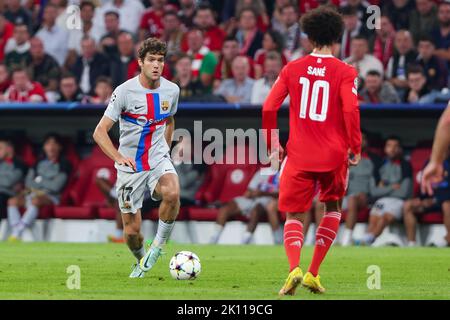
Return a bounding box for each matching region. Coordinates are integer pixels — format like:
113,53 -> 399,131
161,101 -> 170,112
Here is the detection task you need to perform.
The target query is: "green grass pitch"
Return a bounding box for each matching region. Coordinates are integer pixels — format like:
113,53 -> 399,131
0,242 -> 448,300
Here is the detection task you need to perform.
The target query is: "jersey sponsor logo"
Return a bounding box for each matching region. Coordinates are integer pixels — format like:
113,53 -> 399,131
307,66 -> 326,77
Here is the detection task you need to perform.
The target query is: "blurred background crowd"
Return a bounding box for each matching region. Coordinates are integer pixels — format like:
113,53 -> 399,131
0,0 -> 449,105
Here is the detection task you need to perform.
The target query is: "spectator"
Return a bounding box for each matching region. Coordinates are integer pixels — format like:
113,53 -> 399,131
233,8 -> 263,58
274,4 -> 301,55
386,30 -> 418,94
52,0 -> 71,31
35,3 -> 68,66
340,0 -> 372,26
161,10 -> 184,57
95,173 -> 124,243
253,30 -> 288,79
213,36 -> 255,90
178,0 -> 196,29
90,76 -> 113,104
0,64 -> 11,93
3,0 -> 32,31
403,151 -> 450,247
7,133 -> 71,242
209,167 -> 282,245
290,32 -> 314,61
403,64 -> 431,103
138,0 -> 175,40
4,67 -> 47,102
416,35 -> 448,91
235,0 -> 270,33
344,35 -> 384,80
72,37 -> 110,95
359,70 -> 401,104
0,14 -> 14,63
25,37 -> 60,93
67,1 -> 103,66
410,0 -> 440,44
99,11 -> 126,58
214,56 -> 254,104
339,5 -> 372,60
383,0 -> 416,30
431,2 -> 450,68
359,136 -> 413,246
251,51 -> 288,105
271,0 -> 295,32
56,73 -> 84,102
192,3 -> 226,53
339,132 -> 382,246
95,0 -> 144,35
109,32 -> 135,88
0,138 -> 26,225
4,23 -> 30,71
372,15 -> 396,69
186,28 -> 218,92
173,53 -> 206,102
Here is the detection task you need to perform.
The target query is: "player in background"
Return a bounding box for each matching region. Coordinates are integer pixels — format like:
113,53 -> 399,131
262,7 -> 361,295
93,38 -> 180,278
422,103 -> 450,195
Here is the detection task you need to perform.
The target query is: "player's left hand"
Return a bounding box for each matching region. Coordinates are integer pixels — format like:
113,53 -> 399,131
421,161 -> 444,196
348,150 -> 361,166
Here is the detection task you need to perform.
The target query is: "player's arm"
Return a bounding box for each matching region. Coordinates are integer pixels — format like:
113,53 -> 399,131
262,66 -> 289,158
93,116 -> 136,171
421,104 -> 450,195
165,116 -> 175,147
340,67 -> 362,166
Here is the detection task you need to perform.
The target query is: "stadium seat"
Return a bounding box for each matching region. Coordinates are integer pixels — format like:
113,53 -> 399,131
418,212 -> 444,224
97,207 -> 117,220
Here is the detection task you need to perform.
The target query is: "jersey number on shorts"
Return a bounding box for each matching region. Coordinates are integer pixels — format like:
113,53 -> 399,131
299,77 -> 330,122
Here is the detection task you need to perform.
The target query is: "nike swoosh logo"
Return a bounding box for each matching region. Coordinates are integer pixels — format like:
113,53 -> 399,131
142,255 -> 151,269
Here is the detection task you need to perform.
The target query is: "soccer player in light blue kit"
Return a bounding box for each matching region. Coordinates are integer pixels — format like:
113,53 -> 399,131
93,38 -> 180,278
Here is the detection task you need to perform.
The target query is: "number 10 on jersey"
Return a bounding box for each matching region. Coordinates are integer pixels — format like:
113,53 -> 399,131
299,77 -> 330,122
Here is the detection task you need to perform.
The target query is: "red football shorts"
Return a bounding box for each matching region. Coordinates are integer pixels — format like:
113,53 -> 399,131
278,157 -> 349,213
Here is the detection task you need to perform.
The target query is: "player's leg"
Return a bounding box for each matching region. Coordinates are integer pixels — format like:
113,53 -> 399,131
341,193 -> 366,246
403,198 -> 422,246
122,210 -> 146,278
371,198 -> 404,241
278,161 -> 315,296
442,201 -> 450,246
266,198 -> 283,244
7,195 -> 25,241
12,194 -> 53,240
241,203 -> 266,244
362,199 -> 386,245
304,162 -> 348,293
210,199 -> 242,244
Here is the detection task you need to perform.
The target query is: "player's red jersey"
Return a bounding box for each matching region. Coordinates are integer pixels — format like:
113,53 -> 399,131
263,52 -> 361,172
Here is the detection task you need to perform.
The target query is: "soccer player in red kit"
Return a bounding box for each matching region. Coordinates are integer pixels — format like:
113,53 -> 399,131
262,8 -> 362,295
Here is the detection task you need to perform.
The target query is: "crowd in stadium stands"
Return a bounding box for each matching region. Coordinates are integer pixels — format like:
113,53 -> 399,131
0,0 -> 447,104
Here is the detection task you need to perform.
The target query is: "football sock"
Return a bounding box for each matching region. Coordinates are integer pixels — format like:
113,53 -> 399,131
131,246 -> 145,261
363,233 -> 375,244
7,206 -> 21,228
241,231 -> 253,244
153,219 -> 175,247
341,227 -> 353,245
308,211 -> 341,277
283,219 -> 304,272
21,204 -> 39,228
273,226 -> 283,245
210,224 -> 224,244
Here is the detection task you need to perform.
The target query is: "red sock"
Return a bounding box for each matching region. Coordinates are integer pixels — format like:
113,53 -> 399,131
283,219 -> 304,272
308,211 -> 341,277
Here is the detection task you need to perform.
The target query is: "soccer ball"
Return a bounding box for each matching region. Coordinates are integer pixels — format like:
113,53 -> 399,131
169,251 -> 201,280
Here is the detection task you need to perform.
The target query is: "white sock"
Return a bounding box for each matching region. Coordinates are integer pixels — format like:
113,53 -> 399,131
21,204 -> 39,228
115,228 -> 123,239
241,231 -> 253,244
210,224 -> 224,244
364,233 -> 375,244
407,241 -> 416,247
341,228 -> 353,246
131,246 -> 145,261
7,206 -> 21,228
273,227 -> 283,245
153,219 -> 175,247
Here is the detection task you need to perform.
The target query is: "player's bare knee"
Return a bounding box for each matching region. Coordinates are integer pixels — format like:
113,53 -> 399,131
162,189 -> 179,206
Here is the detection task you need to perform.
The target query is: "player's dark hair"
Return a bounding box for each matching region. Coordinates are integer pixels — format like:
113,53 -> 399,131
43,132 -> 63,147
300,7 -> 343,48
138,37 -> 167,61
366,70 -> 382,77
